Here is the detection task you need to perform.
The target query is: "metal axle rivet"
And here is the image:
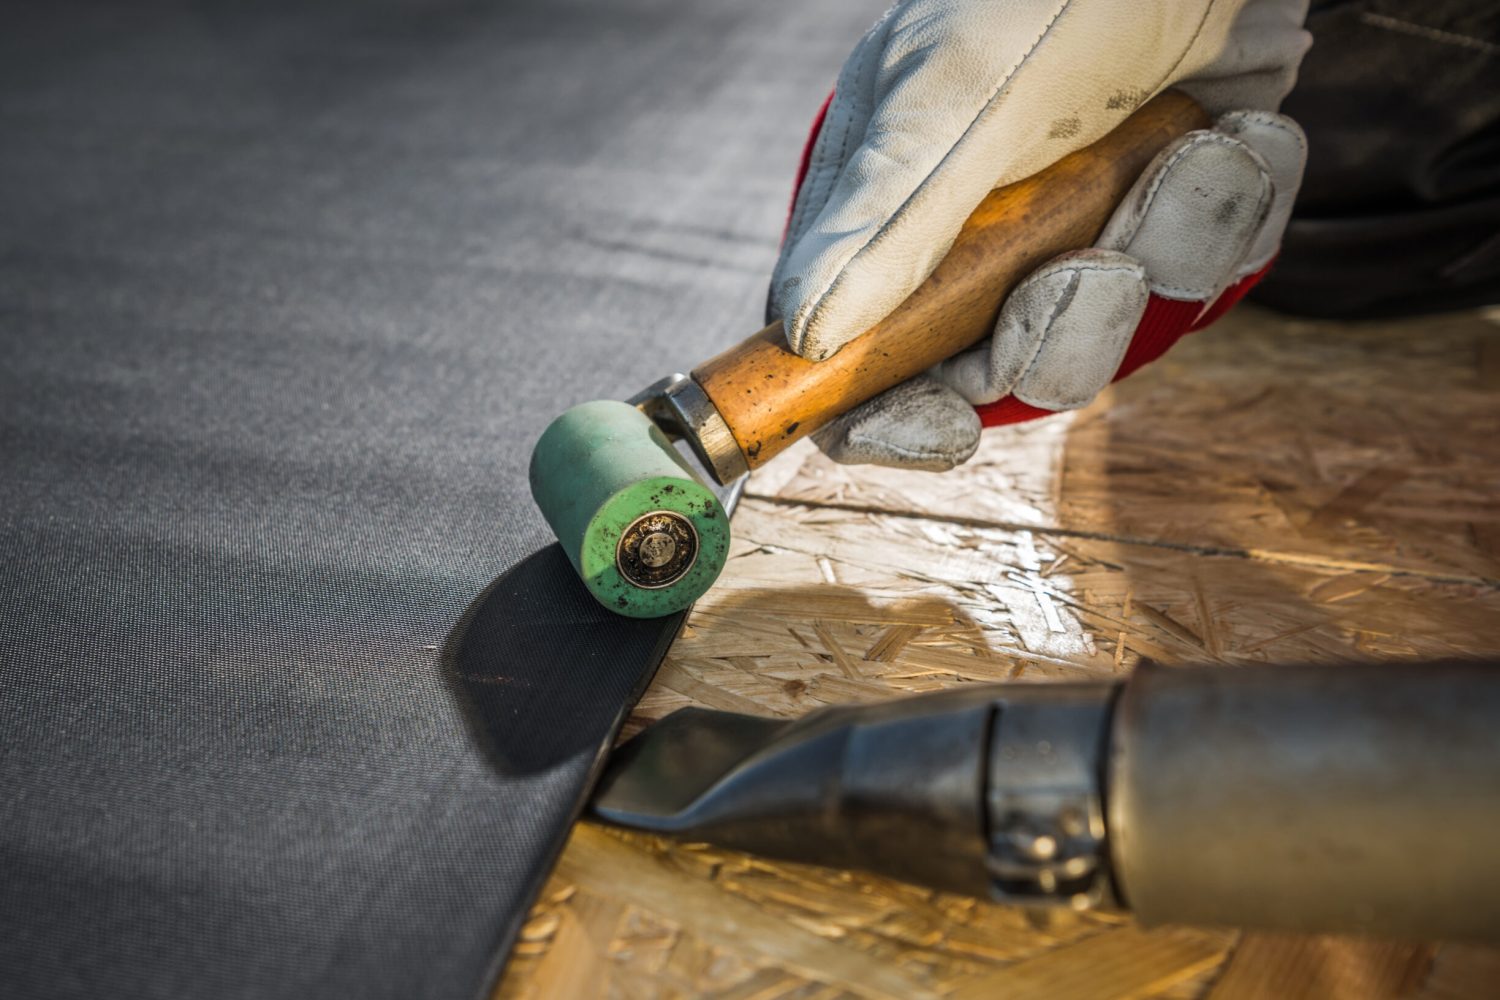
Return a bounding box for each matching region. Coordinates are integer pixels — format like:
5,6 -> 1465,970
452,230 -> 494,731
617,511 -> 699,590
639,532 -> 677,568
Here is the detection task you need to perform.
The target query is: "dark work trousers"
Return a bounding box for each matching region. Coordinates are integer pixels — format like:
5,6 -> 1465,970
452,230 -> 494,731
1256,1 -> 1500,317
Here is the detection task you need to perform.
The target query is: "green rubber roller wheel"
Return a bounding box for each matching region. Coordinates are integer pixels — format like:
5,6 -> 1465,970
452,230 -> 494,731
529,400 -> 730,618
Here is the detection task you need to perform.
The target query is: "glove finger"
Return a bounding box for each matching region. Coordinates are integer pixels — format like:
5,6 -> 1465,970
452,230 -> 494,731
771,0 -> 1208,363
780,8 -> 902,257
1211,110 -> 1307,275
1172,0 -> 1312,115
933,249 -> 1147,411
1096,129 -> 1275,301
773,0 -> 997,362
812,375 -> 980,472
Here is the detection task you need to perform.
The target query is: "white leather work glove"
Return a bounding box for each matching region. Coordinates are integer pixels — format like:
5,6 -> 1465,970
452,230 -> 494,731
770,0 -> 1311,470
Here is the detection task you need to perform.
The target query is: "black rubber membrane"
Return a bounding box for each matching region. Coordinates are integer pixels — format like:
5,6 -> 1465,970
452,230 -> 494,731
0,2 -> 867,997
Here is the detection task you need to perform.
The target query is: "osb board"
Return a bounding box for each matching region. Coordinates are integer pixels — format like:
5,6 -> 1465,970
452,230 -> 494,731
767,306 -> 1500,586
498,306 -> 1500,1000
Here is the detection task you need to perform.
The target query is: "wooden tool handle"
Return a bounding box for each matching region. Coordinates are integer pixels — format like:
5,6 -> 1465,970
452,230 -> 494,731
692,90 -> 1208,469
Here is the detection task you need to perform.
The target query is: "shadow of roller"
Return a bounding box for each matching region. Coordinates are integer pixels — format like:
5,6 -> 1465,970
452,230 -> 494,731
442,543 -> 688,778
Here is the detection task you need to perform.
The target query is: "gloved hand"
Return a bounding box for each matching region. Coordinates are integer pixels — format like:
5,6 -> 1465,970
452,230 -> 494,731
770,0 -> 1311,470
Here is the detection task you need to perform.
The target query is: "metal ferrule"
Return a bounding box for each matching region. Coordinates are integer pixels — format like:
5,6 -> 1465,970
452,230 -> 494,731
629,374 -> 748,485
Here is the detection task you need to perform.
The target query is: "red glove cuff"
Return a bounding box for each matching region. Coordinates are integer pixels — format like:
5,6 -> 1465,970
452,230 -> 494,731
781,89 -> 835,246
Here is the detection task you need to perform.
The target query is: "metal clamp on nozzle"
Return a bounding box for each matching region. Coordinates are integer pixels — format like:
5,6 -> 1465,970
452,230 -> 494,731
591,682 -> 1123,904
629,374 -> 749,486
985,684 -> 1118,909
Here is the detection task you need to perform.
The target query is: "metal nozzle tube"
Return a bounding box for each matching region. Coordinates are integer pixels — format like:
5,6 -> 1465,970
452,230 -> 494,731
1110,659 -> 1500,941
593,658 -> 1500,940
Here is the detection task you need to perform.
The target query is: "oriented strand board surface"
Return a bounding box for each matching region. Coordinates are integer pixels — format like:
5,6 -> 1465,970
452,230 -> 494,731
498,305 -> 1500,999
